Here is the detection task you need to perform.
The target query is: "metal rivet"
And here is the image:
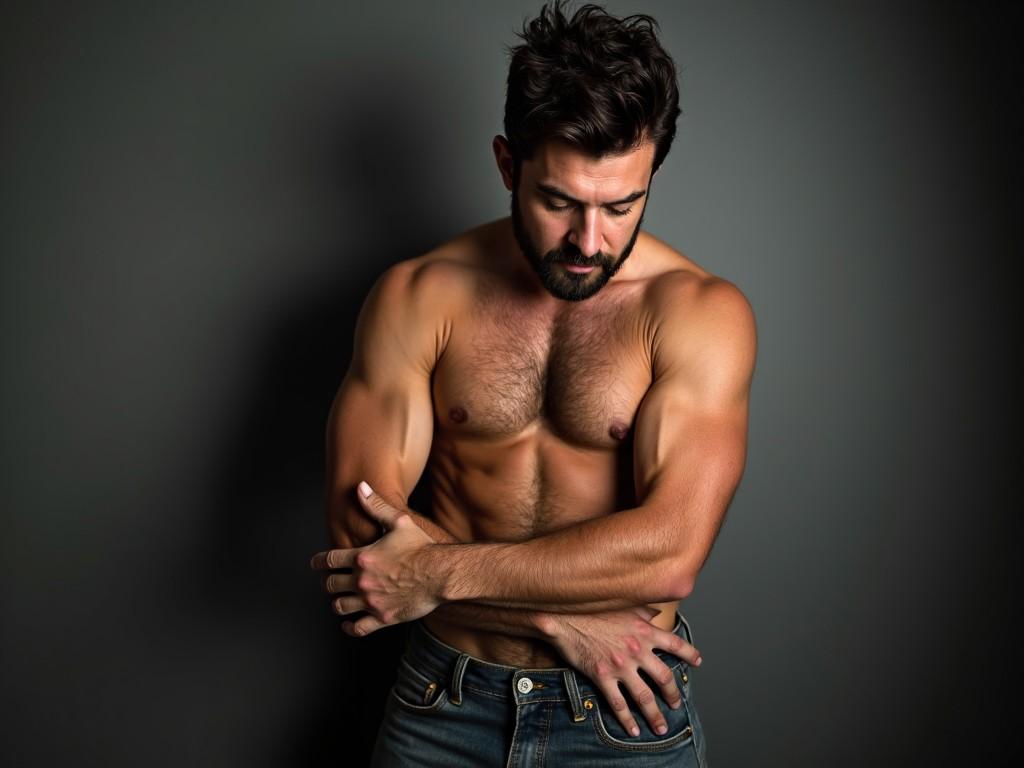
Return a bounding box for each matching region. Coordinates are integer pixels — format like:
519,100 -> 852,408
583,699 -> 594,710
682,725 -> 693,739
423,681 -> 437,705
681,673 -> 689,684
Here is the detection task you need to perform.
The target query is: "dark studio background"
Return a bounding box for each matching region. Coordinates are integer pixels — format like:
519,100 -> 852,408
1,1 -> 1018,765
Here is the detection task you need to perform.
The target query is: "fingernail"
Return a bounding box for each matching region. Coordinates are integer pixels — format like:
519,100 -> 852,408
656,724 -> 667,735
630,726 -> 640,737
671,700 -> 681,709
695,656 -> 702,667
358,481 -> 373,498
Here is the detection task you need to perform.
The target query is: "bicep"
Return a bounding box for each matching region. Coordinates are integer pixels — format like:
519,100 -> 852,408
325,263 -> 440,547
632,281 -> 756,553
325,373 -> 433,546
633,385 -> 748,514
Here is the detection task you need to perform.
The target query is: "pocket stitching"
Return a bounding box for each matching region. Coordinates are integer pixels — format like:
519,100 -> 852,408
589,698 -> 696,753
390,685 -> 452,714
389,657 -> 451,714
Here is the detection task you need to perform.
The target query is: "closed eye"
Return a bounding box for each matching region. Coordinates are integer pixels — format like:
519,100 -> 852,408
543,198 -> 572,212
544,198 -> 632,217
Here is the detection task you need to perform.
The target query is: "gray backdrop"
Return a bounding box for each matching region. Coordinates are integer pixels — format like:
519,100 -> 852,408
2,1 -> 1017,765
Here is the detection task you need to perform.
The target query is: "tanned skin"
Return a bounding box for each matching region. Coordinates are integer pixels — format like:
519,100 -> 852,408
312,136 -> 756,738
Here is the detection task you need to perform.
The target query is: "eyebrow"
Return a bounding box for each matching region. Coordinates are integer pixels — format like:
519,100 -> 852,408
535,183 -> 647,208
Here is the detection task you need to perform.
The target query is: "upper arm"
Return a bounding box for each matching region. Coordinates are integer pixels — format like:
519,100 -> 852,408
632,276 -> 757,579
325,259 -> 450,547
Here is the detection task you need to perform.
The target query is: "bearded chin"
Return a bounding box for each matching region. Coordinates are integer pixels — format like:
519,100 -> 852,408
511,189 -> 643,302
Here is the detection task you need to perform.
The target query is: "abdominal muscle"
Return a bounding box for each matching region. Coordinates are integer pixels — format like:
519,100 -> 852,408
421,428 -> 679,668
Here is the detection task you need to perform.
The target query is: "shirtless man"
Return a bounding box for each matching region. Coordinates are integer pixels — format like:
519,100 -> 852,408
310,4 -> 755,765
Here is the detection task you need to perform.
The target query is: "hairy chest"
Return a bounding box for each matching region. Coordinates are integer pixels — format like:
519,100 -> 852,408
432,285 -> 653,449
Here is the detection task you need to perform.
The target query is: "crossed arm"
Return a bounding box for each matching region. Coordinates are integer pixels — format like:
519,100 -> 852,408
314,260 -> 755,734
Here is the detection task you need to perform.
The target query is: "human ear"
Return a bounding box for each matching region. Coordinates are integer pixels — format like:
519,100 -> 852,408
492,135 -> 515,191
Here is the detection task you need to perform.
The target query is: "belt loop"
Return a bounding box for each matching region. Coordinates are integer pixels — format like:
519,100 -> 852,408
563,670 -> 587,722
449,653 -> 470,706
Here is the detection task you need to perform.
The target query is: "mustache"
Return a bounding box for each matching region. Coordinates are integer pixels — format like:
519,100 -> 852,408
544,245 -> 610,266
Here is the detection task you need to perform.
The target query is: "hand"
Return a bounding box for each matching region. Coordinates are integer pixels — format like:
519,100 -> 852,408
539,607 -> 702,737
311,481 -> 442,637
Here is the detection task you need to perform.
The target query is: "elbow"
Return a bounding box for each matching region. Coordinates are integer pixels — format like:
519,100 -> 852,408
651,561 -> 697,602
670,572 -> 695,601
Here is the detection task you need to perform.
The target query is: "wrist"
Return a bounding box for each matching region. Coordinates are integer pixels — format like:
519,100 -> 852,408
415,543 -> 456,604
430,542 -> 481,603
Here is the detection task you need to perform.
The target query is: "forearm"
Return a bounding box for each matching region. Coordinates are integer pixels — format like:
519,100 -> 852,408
406,510 -> 625,628
403,509 -> 662,634
408,511 -> 664,616
334,488 -> 675,618
421,505 -> 695,611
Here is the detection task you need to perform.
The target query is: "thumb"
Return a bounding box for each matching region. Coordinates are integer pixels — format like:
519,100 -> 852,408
356,481 -> 404,529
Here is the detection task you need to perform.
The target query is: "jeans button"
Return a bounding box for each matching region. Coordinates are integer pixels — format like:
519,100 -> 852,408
516,677 -> 534,694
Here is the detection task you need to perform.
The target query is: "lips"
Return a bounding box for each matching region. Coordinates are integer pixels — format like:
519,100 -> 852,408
563,263 -> 596,274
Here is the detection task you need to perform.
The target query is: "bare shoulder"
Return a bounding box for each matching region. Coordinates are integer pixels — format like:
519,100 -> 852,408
637,234 -> 751,322
373,220 -> 502,308
361,222 -> 503,367
637,235 -> 757,398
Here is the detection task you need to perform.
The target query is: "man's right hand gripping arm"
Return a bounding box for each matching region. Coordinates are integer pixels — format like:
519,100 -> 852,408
317,260 -> 700,737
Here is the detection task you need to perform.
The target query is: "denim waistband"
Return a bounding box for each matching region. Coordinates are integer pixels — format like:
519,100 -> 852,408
403,613 -> 695,714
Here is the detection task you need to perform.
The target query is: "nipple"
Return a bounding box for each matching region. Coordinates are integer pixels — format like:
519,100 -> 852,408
609,421 -> 630,440
449,406 -> 468,424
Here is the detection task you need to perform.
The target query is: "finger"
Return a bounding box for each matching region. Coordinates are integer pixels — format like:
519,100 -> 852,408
594,678 -> 641,738
639,655 -> 682,711
332,595 -> 366,616
355,481 -> 404,529
652,627 -> 702,667
344,614 -> 387,637
323,573 -> 356,594
310,548 -> 359,570
622,673 -> 668,735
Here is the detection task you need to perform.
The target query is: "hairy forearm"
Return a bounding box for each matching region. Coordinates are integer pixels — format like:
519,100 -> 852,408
333,490 -> 679,618
403,509 -> 624,626
419,505 -> 696,611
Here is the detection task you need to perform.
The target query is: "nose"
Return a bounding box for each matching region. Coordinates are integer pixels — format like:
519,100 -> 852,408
567,207 -> 602,259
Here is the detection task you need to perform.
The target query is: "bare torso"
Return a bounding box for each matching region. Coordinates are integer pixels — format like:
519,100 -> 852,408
416,218 -> 714,667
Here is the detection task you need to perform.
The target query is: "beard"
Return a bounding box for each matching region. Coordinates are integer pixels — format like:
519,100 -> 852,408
511,187 -> 644,302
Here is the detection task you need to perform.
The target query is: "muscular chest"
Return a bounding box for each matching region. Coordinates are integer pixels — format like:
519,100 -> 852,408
432,285 -> 653,449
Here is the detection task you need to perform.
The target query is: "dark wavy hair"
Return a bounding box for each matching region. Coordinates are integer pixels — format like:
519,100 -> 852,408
504,1 -> 681,174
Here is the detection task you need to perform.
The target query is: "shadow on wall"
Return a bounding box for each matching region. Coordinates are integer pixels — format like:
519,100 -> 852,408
193,77 -> 461,765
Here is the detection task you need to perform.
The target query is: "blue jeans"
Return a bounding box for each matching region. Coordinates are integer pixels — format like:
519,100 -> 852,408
371,614 -> 708,767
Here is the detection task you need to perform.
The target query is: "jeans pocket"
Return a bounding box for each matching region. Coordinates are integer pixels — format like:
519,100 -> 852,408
589,665 -> 698,754
389,656 -> 451,714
